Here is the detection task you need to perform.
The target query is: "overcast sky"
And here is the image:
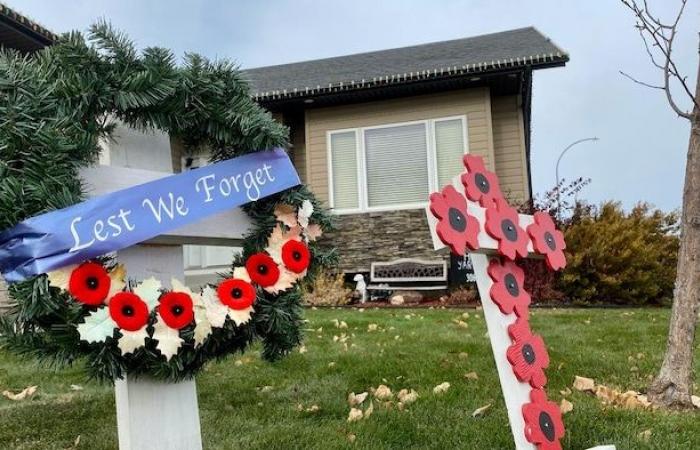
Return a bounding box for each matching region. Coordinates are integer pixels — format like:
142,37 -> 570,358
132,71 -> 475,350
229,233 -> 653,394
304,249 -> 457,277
16,0 -> 699,212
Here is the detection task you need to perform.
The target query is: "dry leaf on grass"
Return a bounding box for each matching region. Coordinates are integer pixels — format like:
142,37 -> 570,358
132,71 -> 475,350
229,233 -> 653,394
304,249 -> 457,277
559,387 -> 572,396
638,429 -> 652,441
397,389 -> 419,405
298,345 -> 308,354
373,385 -> 393,400
348,392 -> 369,406
347,433 -> 357,443
455,320 -> 469,329
472,403 -> 491,417
2,385 -> 38,401
433,382 -> 450,394
305,404 -> 320,413
464,372 -> 479,380
560,398 -> 574,414
691,395 -> 700,409
367,324 -> 378,332
347,408 -> 364,422
364,401 -> 374,418
573,375 -> 596,392
70,384 -> 83,391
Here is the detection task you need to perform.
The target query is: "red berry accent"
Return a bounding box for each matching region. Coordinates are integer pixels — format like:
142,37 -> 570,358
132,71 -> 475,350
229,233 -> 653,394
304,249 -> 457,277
109,292 -> 149,331
245,253 -> 280,287
281,239 -> 311,274
527,212 -> 567,271
429,184 -> 479,256
159,292 -> 194,330
68,262 -> 111,306
217,278 -> 256,310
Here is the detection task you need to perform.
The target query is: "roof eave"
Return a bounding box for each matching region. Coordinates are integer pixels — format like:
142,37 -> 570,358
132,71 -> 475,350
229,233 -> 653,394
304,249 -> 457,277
251,53 -> 568,103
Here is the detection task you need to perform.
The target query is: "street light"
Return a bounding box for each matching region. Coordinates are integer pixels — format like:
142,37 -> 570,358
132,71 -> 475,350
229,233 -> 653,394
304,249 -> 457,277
555,137 -> 599,219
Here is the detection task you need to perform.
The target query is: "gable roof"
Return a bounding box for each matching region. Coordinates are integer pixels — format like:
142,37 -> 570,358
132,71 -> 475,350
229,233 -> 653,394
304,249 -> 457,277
0,3 -> 57,52
244,27 -> 567,102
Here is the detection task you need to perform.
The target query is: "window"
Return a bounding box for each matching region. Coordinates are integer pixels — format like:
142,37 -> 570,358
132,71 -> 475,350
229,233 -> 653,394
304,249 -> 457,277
328,116 -> 468,213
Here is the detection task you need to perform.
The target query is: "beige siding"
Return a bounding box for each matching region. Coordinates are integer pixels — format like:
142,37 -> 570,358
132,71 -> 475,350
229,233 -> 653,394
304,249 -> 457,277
491,95 -> 530,204
305,88 -> 495,205
290,120 -> 307,183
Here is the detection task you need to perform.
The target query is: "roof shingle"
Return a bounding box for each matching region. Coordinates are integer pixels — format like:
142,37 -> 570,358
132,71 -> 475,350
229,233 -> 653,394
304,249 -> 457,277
244,27 -> 567,100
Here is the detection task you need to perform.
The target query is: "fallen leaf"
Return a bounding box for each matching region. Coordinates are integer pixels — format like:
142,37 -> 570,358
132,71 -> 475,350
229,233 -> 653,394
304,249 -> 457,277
299,345 -> 308,354
472,403 -> 491,417
560,398 -> 574,414
70,384 -> 83,391
433,382 -> 450,394
374,385 -> 393,400
367,324 -> 378,332
305,404 -> 320,413
573,376 -> 595,392
72,435 -> 81,448
692,395 -> 700,408
364,400 -> 374,418
464,372 -> 479,380
455,320 -> 469,329
397,389 -> 418,405
638,429 -> 652,441
347,408 -> 363,422
559,387 -> 572,396
458,352 -> 469,360
348,392 -> 368,406
2,385 -> 38,401
259,385 -> 273,393
347,433 -> 357,443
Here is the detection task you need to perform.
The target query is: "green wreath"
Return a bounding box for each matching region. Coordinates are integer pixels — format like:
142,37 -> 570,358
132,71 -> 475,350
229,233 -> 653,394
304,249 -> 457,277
0,22 -> 334,382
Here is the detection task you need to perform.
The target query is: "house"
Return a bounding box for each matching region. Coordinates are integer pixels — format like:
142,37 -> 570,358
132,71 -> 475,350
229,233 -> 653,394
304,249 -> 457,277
243,27 -> 568,275
0,2 -> 569,287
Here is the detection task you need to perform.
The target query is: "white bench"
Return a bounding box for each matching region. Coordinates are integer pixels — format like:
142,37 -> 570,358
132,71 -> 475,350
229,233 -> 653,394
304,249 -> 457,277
366,258 -> 448,292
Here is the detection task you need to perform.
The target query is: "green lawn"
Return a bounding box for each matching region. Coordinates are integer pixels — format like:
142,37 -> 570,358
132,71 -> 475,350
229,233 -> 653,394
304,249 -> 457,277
1,307 -> 698,450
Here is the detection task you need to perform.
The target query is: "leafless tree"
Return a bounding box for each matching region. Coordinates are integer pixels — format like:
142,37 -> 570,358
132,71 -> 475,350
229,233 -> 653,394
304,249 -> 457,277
621,0 -> 699,409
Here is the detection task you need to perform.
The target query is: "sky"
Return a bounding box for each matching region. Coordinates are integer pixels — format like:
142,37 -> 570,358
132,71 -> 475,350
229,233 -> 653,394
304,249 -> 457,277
15,0 -> 699,212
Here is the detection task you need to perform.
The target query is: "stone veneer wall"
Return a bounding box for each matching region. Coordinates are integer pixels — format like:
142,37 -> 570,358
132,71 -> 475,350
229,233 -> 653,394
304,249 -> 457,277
0,275 -> 10,315
321,209 -> 446,273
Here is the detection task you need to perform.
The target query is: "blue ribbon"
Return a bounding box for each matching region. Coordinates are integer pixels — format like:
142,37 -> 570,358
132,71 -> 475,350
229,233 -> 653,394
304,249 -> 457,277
0,148 -> 300,283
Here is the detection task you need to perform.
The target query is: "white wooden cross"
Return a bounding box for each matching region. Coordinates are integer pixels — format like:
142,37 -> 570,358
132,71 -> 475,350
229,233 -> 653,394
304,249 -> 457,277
426,176 -> 540,450
426,173 -> 616,450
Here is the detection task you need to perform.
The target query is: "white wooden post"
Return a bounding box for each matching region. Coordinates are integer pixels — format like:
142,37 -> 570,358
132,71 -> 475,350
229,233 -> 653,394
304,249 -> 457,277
79,153 -> 251,449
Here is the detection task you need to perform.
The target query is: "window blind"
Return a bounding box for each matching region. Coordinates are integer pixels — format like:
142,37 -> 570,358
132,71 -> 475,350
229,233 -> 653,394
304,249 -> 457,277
364,123 -> 429,208
330,131 -> 359,209
435,118 -> 466,187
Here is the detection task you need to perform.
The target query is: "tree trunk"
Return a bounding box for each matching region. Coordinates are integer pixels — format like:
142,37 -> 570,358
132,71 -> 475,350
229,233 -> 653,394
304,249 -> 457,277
648,56 -> 700,409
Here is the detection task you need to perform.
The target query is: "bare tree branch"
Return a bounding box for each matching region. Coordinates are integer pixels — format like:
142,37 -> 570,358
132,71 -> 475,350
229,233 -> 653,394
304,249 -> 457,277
621,0 -> 697,119
619,70 -> 665,89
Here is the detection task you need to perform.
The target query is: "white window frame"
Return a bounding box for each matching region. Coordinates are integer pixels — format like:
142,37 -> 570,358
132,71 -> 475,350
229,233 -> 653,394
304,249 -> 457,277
327,115 -> 468,214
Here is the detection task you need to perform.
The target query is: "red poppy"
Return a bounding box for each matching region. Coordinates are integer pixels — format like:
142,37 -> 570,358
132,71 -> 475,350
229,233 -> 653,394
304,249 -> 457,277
217,278 -> 256,310
527,212 -> 567,271
507,318 -> 550,388
109,292 -> 150,331
522,389 -> 565,450
484,199 -> 529,260
461,154 -> 504,208
429,185 -> 479,256
487,258 -> 531,318
282,239 -> 311,274
68,262 -> 111,306
245,253 -> 280,287
159,292 -> 194,329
